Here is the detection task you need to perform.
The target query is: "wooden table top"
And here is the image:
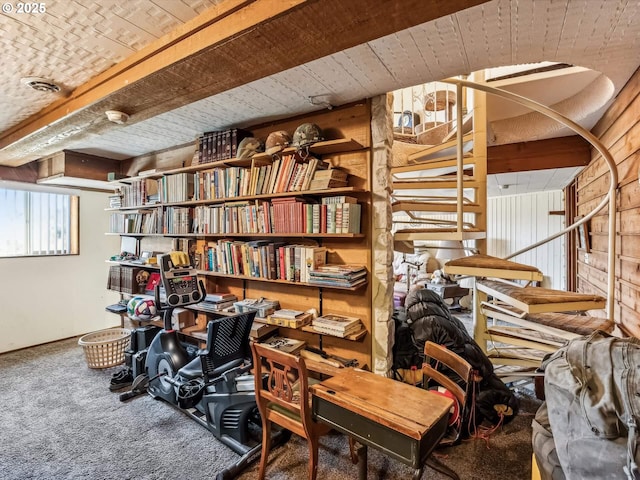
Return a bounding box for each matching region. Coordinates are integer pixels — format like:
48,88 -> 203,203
311,368 -> 453,440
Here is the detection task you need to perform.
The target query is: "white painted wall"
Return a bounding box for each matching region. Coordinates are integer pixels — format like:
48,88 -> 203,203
0,188 -> 120,353
487,190 -> 565,289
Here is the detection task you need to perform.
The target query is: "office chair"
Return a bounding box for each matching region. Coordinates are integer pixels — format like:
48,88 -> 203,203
251,342 -> 332,480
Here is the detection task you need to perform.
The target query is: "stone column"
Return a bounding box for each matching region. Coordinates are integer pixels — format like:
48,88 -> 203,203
370,93 -> 395,376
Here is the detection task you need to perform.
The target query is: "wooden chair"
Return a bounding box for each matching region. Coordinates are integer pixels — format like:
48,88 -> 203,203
422,341 -> 474,446
250,342 -> 332,480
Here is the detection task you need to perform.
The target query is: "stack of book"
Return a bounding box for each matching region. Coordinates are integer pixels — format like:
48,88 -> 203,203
311,314 -> 363,338
309,168 -> 348,190
188,292 -> 238,313
266,309 -> 313,329
234,298 -> 280,318
308,264 -> 367,288
108,193 -> 122,208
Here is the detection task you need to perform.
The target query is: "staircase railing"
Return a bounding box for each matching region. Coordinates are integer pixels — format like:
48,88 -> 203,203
443,78 -> 618,319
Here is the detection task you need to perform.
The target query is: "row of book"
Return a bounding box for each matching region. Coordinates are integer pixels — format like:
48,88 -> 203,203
109,210 -> 160,234
109,196 -> 362,236
158,173 -> 194,204
192,196 -> 361,235
187,292 -> 239,314
192,156 -> 338,201
164,207 -> 191,235
196,128 -> 252,164
199,240 -> 327,283
107,265 -> 145,295
114,164 -> 350,210
117,178 -> 159,208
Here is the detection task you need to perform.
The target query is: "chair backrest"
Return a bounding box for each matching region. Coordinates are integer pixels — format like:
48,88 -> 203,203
200,310 -> 256,381
251,341 -> 312,435
422,341 -> 474,422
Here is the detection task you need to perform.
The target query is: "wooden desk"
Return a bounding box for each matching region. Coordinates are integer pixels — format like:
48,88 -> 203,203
311,368 -> 458,480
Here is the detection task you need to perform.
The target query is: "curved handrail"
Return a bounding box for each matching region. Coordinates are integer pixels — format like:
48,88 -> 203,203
444,78 -> 618,319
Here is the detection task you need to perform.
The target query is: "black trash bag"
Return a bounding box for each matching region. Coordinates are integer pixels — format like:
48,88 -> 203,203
404,288 -> 519,427
391,308 -> 422,375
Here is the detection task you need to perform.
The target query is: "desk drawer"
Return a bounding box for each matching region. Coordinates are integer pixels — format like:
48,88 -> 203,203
313,396 -> 448,469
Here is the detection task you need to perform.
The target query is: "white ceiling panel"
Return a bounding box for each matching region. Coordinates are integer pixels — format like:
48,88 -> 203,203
0,0 -> 639,199
455,0 -> 512,72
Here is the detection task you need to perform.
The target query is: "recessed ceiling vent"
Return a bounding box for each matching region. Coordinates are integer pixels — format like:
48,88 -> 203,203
20,76 -> 61,93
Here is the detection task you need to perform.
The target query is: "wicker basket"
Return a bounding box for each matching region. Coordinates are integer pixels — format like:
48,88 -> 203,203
78,328 -> 131,369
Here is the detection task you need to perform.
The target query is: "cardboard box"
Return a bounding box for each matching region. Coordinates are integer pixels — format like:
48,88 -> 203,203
171,308 -> 196,331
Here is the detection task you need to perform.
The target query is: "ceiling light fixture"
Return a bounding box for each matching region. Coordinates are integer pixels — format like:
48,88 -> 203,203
21,76 -> 62,93
105,110 -> 129,125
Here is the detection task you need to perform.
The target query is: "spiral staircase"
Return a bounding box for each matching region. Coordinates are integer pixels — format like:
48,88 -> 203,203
391,74 -> 618,379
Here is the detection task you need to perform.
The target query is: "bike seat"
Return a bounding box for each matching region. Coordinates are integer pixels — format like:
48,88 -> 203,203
178,356 -> 203,380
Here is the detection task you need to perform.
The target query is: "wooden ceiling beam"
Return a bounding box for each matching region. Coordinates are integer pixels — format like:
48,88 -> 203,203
0,0 -> 488,167
487,136 -> 591,174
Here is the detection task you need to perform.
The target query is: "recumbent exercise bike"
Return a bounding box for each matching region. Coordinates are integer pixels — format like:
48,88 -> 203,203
122,253 -> 286,479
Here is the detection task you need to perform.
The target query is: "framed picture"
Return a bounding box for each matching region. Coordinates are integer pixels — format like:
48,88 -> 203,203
575,216 -> 591,253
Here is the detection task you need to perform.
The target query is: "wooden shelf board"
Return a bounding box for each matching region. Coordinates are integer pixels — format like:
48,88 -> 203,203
251,138 -> 364,161
109,232 -> 365,238
113,157 -> 276,184
165,233 -> 364,238
162,187 -> 367,207
106,187 -> 367,211
105,204 -> 161,212
106,260 -> 159,269
196,270 -> 368,290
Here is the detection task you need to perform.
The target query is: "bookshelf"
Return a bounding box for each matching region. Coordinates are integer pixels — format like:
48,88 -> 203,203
106,101 -> 374,369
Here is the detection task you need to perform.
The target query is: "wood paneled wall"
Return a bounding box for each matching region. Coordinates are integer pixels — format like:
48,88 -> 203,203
574,66 -> 640,336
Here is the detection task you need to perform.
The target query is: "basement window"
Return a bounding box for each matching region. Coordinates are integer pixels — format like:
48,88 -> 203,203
0,184 -> 79,257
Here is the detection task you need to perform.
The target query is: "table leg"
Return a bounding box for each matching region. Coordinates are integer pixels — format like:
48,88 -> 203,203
426,456 -> 460,480
356,443 -> 367,480
412,467 -> 424,479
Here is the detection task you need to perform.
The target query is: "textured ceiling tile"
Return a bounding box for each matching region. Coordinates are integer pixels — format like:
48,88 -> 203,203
243,76 -> 311,111
455,1 -> 511,72
0,0 -> 216,135
509,0 -> 568,64
336,44 -> 398,96
404,17 -> 468,80
302,56 -> 368,105
2,0 -> 640,171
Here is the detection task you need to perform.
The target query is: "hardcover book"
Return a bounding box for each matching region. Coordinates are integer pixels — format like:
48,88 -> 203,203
260,336 -> 306,355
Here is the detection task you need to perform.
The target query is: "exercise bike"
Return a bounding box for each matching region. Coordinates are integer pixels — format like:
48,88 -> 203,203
123,253 -> 285,479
